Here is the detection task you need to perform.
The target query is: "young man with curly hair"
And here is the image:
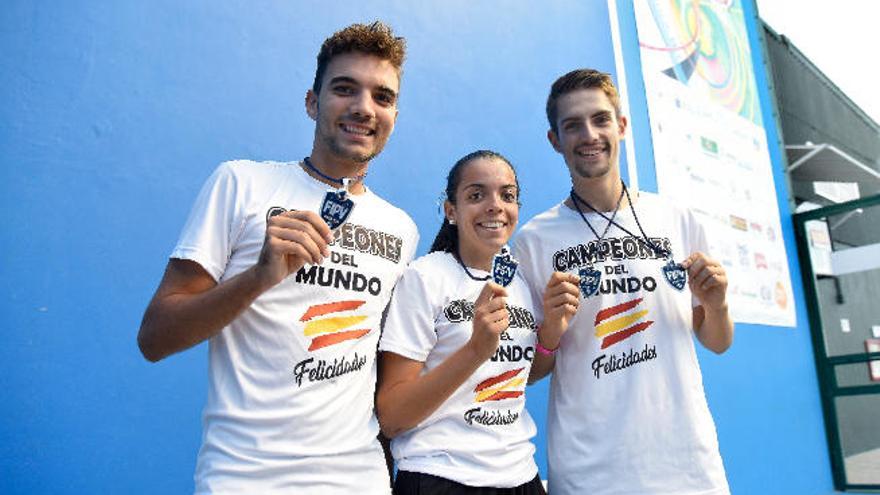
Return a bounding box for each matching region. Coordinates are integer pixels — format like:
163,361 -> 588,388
138,22 -> 418,494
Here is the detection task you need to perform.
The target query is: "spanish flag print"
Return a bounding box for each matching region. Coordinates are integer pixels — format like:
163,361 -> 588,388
594,298 -> 654,349
299,300 -> 370,351
473,368 -> 526,402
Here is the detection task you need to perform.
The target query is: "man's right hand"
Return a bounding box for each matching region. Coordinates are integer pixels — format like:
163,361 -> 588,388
254,210 -> 334,289
138,210 -> 333,362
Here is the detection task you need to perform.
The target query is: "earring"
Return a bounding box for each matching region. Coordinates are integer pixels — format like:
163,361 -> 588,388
448,218 -> 456,225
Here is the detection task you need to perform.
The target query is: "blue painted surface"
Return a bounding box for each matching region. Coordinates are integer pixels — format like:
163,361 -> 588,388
0,0 -> 845,493
614,0 -> 657,192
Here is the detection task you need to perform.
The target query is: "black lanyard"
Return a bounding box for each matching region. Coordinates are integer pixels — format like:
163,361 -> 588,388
569,182 -> 672,260
454,251 -> 490,282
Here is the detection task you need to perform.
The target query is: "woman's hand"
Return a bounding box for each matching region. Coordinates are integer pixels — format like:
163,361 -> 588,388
467,282 -> 509,361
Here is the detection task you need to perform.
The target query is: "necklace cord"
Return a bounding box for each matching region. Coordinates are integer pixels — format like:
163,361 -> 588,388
570,182 -> 671,260
303,157 -> 367,188
569,184 -> 624,242
454,250 -> 491,282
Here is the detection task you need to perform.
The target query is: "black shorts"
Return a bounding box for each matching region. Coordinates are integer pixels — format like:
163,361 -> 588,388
393,470 -> 546,495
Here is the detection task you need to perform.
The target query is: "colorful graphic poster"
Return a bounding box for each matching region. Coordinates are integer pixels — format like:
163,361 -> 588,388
633,0 -> 795,326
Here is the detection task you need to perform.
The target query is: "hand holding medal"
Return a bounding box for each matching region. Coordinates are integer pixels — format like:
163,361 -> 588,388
254,157 -> 361,289
538,272 -> 581,353
256,209 -> 333,288
680,252 -> 729,310
456,247 -> 517,361
468,281 -> 510,361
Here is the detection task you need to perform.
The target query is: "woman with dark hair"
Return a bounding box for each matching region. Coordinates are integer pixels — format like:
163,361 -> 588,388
377,150 -> 580,494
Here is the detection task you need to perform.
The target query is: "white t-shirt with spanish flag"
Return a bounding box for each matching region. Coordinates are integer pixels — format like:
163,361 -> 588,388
379,251 -> 540,488
171,160 -> 418,494
512,192 -> 729,495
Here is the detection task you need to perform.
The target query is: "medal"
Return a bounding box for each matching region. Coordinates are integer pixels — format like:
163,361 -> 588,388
578,265 -> 602,298
491,246 -> 518,287
662,259 -> 687,291
320,179 -> 355,230
304,157 -> 362,230
572,182 -> 690,294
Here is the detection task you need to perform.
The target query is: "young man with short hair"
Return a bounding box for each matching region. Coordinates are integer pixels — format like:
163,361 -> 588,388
138,22 -> 418,494
513,68 -> 733,495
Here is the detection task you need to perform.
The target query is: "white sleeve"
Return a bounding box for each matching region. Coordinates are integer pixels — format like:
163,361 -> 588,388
685,208 -> 711,308
402,223 -> 420,266
170,162 -> 243,281
379,265 -> 438,362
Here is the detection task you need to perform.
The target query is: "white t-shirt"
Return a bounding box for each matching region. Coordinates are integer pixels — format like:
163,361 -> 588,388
379,251 -> 540,488
171,160 -> 419,494
512,192 -> 729,495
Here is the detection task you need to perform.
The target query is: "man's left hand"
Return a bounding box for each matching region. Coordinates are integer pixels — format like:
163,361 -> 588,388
681,252 -> 728,311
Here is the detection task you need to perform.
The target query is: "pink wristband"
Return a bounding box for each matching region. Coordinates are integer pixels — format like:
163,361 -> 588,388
536,339 -> 558,356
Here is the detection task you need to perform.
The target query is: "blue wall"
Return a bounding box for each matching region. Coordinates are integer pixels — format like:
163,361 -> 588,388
1,0 -> 842,493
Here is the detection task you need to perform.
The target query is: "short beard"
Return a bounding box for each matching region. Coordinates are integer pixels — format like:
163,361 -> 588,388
572,161 -> 610,179
322,134 -> 380,164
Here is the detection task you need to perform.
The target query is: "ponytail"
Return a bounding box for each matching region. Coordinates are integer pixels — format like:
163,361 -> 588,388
429,218 -> 458,253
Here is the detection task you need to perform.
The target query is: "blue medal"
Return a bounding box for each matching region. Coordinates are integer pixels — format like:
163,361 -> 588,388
303,157 -> 361,231
572,183 -> 690,296
578,265 -> 602,298
320,181 -> 354,230
662,259 -> 687,291
491,246 -> 518,287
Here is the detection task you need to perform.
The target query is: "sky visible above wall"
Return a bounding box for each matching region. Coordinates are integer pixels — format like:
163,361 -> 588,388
756,0 -> 880,124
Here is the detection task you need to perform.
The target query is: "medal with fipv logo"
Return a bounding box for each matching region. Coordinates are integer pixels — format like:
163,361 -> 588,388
320,180 -> 355,230
491,246 -> 518,287
304,157 -> 361,230
570,182 -> 688,293
578,265 -> 602,298
662,259 -> 687,291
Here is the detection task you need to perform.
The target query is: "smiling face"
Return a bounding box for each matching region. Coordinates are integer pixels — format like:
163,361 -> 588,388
444,157 -> 519,268
548,88 -> 627,182
306,52 -> 400,166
